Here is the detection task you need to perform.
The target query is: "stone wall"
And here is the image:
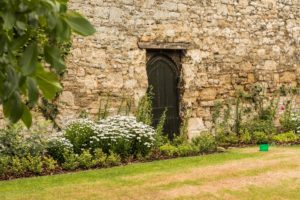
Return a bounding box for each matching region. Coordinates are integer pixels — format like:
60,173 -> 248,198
57,0 -> 300,137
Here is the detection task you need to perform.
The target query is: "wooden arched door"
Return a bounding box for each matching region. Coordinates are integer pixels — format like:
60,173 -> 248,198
147,54 -> 180,138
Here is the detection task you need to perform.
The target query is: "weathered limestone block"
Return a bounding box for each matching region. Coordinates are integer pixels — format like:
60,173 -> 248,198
59,91 -> 75,106
109,7 -> 123,23
187,118 -> 207,138
279,71 -> 297,83
263,60 -> 277,71
199,88 -> 217,101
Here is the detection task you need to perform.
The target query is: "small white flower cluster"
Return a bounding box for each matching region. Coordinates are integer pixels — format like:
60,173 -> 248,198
91,115 -> 156,148
65,118 -> 95,128
62,115 -> 157,154
291,113 -> 300,133
47,132 -> 73,150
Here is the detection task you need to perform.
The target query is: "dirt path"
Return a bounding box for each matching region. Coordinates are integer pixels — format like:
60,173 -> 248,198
118,147 -> 300,200
156,148 -> 300,199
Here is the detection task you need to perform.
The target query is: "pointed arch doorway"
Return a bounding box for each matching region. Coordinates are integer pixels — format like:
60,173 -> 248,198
146,50 -> 181,138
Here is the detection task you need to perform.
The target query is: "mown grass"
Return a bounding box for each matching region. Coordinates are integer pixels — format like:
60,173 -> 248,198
1,146 -> 299,200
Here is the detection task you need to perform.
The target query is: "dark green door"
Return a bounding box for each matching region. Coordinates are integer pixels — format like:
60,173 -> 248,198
147,54 -> 180,138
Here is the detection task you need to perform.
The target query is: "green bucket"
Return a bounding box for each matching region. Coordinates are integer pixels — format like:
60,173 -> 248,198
259,144 -> 269,152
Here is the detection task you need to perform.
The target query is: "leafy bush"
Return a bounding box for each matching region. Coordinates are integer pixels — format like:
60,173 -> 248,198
61,149 -> 117,170
280,110 -> 300,133
0,122 -> 57,158
0,156 -> 10,177
92,149 -> 107,167
106,151 -> 121,166
64,118 -> 96,153
242,119 -> 276,135
215,128 -> 238,147
46,132 -> 73,163
43,157 -> 58,171
25,155 -> 43,175
1,155 -> 56,177
252,131 -> 269,144
192,133 -> 217,153
0,125 -> 28,157
159,144 -> 178,157
78,150 -> 94,169
272,131 -> 299,144
62,151 -> 79,170
10,157 -> 26,176
172,134 -> 188,146
177,144 -> 198,156
240,129 -> 251,144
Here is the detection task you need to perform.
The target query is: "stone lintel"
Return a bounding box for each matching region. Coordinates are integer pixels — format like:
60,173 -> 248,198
138,42 -> 190,50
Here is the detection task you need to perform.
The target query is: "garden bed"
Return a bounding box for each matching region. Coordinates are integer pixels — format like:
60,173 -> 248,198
1,146 -> 300,200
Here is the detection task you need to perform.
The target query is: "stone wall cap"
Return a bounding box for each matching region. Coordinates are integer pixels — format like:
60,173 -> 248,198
138,42 -> 190,50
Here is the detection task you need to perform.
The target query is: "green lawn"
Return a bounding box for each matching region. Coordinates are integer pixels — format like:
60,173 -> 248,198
1,146 -> 300,200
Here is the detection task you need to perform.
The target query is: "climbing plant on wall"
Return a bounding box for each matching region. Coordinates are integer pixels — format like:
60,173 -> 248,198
0,0 -> 95,127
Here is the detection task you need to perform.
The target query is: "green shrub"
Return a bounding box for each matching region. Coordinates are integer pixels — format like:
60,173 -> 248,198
240,129 -> 251,144
78,150 -> 93,169
279,101 -> 298,132
177,144 -> 198,156
0,123 -> 51,158
10,157 -> 26,176
159,144 -> 178,157
92,148 -> 107,167
0,126 -> 27,157
215,128 -> 238,147
242,119 -> 276,135
46,134 -> 73,163
252,131 -> 269,144
171,117 -> 190,146
25,155 -> 43,175
62,151 -> 79,170
0,156 -> 10,177
192,133 -> 217,153
280,109 -> 300,133
23,133 -> 47,157
106,151 -> 121,166
109,139 -> 131,160
43,157 -> 58,171
172,134 -> 188,146
64,119 -> 96,154
272,131 -> 299,144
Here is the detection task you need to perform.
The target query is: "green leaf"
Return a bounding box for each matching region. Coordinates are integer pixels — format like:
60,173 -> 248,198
47,14 -> 57,30
44,45 -> 65,72
27,77 -> 39,104
20,43 -> 38,75
3,92 -> 24,123
35,64 -> 62,99
63,11 -> 95,36
16,21 -> 27,30
55,17 -> 71,41
4,66 -> 19,100
21,105 -> 32,128
10,35 -> 29,52
2,12 -> 15,30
